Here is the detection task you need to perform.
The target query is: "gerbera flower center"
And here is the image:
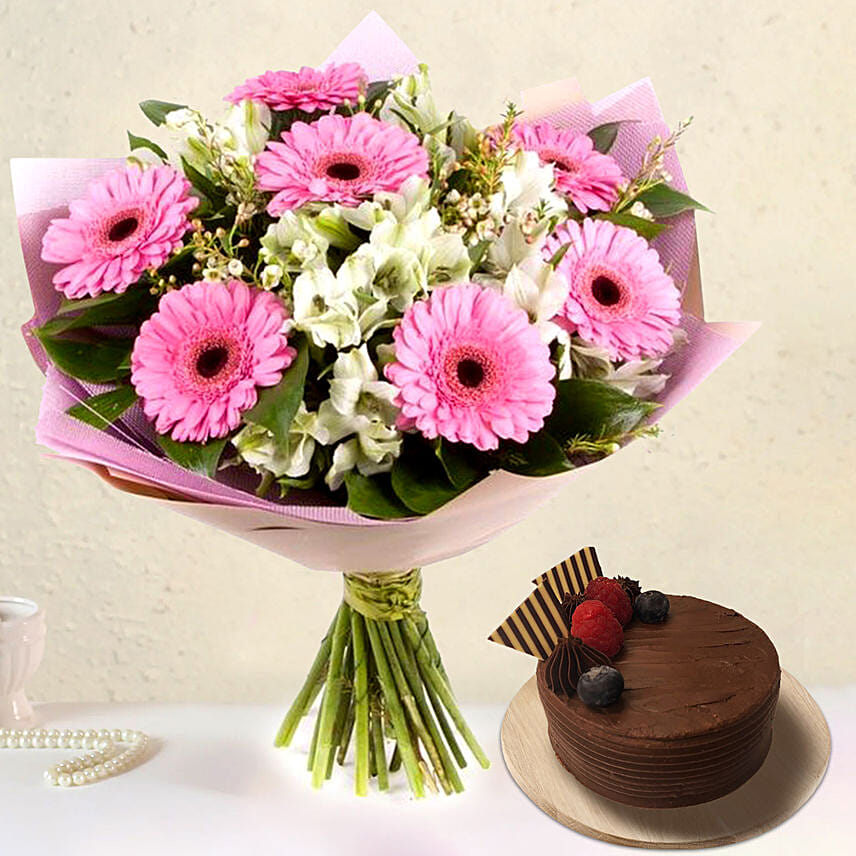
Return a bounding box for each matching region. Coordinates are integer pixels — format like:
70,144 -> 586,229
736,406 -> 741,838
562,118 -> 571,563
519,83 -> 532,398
325,161 -> 362,181
456,358 -> 485,388
440,344 -> 501,405
107,216 -> 140,242
179,332 -> 247,399
539,148 -> 580,175
578,265 -> 634,320
196,345 -> 231,379
591,276 -> 622,306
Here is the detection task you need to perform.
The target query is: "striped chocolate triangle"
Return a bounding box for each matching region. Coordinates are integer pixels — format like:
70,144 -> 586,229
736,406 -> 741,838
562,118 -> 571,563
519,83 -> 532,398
488,546 -> 604,658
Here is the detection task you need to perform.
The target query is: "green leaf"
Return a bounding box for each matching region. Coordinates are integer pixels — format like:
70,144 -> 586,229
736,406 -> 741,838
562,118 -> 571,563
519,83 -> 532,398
127,131 -> 168,161
434,439 -> 484,491
155,433 -> 229,478
587,121 -> 622,154
139,99 -> 186,127
391,438 -> 465,515
498,431 -> 574,477
636,183 -> 711,218
56,290 -> 129,316
67,386 -> 138,430
34,332 -> 134,383
180,157 -> 226,207
547,378 -> 658,445
39,286 -> 157,336
595,211 -> 669,240
468,240 -> 490,268
364,79 -> 392,108
546,240 -> 571,268
345,472 -> 413,519
243,338 -> 309,443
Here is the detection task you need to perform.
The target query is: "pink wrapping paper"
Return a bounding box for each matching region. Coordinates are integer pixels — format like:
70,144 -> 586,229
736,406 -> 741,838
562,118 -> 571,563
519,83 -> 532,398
12,11 -> 757,572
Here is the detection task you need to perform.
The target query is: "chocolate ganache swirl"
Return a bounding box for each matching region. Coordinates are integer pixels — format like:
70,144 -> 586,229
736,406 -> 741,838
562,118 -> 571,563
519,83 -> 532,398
543,637 -> 612,696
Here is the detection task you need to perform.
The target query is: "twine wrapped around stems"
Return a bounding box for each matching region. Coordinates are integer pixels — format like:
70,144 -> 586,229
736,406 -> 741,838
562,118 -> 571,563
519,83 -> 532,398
344,569 -> 423,622
274,568 -> 489,797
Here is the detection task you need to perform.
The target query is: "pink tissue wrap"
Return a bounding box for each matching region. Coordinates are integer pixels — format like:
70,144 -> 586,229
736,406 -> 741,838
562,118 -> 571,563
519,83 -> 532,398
12,11 -> 758,573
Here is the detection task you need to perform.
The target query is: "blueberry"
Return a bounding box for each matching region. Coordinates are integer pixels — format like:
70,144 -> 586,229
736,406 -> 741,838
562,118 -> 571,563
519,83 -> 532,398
576,665 -> 624,707
635,590 -> 670,623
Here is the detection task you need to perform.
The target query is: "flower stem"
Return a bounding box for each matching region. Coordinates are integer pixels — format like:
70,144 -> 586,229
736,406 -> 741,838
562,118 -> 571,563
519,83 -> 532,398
389,620 -> 463,793
274,613 -> 336,747
350,611 -> 370,796
369,697 -> 388,791
365,618 -> 425,798
277,571 -> 490,797
311,603 -> 351,788
402,617 -> 490,769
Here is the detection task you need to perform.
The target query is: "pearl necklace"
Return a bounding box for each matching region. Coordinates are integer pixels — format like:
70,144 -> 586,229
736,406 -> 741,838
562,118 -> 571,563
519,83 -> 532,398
0,727 -> 149,787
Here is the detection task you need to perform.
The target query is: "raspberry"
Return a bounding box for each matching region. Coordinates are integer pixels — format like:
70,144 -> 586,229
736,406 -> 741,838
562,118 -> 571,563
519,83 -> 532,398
584,577 -> 633,626
571,600 -> 624,657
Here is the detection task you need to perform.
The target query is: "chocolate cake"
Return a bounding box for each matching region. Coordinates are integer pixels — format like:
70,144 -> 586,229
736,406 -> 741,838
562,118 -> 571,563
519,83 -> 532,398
536,595 -> 780,808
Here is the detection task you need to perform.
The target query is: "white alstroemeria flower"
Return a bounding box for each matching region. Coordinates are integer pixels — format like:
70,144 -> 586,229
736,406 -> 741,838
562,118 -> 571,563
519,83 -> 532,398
261,212 -> 332,271
221,100 -> 271,158
367,178 -> 471,287
328,345 -> 400,425
310,345 -> 402,489
570,337 -> 672,397
233,404 -> 318,479
325,425 -> 402,490
361,246 -> 427,313
494,149 -> 567,220
292,268 -> 361,350
503,262 -> 568,331
485,217 -> 549,276
379,65 -> 444,137
164,103 -> 270,171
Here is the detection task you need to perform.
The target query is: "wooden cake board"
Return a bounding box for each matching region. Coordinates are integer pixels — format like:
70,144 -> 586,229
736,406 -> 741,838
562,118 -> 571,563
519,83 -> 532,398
501,670 -> 830,849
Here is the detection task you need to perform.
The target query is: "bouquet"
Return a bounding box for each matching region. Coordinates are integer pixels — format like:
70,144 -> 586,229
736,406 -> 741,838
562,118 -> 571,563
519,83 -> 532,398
13,13 -> 755,797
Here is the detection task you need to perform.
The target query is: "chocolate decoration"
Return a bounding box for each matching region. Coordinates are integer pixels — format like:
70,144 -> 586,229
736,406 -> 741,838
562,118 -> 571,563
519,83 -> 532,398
559,592 -> 586,630
536,595 -> 781,808
543,636 -> 612,696
615,575 -> 641,605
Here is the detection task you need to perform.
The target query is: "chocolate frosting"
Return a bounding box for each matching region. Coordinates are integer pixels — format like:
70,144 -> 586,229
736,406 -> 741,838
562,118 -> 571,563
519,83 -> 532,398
615,575 -> 641,604
543,636 -> 612,696
559,592 -> 586,630
537,595 -> 781,808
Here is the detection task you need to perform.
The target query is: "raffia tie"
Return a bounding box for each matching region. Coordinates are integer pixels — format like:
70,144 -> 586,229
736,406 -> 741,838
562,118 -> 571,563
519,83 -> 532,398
343,568 -> 423,622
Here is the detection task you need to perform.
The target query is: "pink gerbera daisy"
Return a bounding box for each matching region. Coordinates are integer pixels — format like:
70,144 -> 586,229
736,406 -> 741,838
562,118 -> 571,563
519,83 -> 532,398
544,219 -> 682,360
255,112 -> 429,215
225,63 -> 367,113
131,280 -> 296,444
384,284 -> 556,451
510,121 -> 623,213
40,165 -> 197,299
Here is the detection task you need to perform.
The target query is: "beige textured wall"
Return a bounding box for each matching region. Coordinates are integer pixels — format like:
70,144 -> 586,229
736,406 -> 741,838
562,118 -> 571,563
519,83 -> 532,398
1,1 -> 854,705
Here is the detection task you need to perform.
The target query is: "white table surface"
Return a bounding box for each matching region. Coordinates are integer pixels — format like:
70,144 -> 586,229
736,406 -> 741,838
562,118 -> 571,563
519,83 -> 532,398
0,687 -> 850,856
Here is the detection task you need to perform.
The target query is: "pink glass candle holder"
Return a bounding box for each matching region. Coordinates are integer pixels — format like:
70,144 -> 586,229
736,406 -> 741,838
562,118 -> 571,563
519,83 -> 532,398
0,598 -> 46,727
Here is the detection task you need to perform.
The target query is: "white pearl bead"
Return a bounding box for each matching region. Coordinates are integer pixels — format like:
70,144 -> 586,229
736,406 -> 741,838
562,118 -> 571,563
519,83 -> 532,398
97,729 -> 111,740
58,773 -> 72,787
85,769 -> 97,782
0,728 -> 7,738
6,736 -> 19,749
72,771 -> 85,786
32,735 -> 45,748
93,764 -> 105,778
111,730 -> 123,742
